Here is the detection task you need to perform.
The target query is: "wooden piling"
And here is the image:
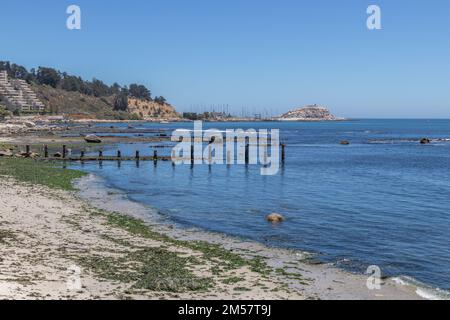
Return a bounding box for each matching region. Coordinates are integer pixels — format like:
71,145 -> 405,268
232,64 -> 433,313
117,150 -> 121,158
44,145 -> 48,158
62,145 -> 67,158
99,150 -> 103,158
26,145 -> 30,155
135,150 -> 140,160
245,144 -> 249,164
281,143 -> 286,163
80,150 -> 85,158
191,145 -> 194,164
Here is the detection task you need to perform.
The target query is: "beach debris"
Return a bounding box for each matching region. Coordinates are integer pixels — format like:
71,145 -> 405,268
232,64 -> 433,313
0,150 -> 13,157
420,138 -> 431,144
266,213 -> 285,223
13,151 -> 41,158
340,140 -> 350,145
84,134 -> 102,143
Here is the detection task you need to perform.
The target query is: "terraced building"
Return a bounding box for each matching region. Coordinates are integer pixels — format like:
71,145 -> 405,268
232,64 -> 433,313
0,70 -> 46,113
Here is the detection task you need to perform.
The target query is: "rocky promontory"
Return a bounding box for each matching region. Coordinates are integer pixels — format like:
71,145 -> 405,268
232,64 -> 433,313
278,105 -> 341,121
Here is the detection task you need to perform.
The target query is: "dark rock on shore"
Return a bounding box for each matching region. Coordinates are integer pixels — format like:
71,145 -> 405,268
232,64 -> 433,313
420,138 -> 431,144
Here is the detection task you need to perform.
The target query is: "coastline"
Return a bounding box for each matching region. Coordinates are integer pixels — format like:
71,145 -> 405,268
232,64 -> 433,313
74,173 -> 429,300
1,119 -> 448,300
0,158 -> 426,300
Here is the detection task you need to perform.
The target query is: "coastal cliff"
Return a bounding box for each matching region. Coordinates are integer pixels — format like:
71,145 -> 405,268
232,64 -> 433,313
127,98 -> 179,119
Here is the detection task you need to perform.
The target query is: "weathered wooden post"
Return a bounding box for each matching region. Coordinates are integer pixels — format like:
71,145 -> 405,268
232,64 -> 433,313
281,143 -> 286,164
171,149 -> 176,166
245,144 -> 249,165
26,145 -> 30,155
44,145 -> 48,158
191,145 -> 194,164
135,150 -> 140,160
99,150 -> 103,158
62,145 -> 67,159
117,150 -> 121,159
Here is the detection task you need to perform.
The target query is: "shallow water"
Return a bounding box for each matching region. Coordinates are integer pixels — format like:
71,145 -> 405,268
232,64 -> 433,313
69,119 -> 450,291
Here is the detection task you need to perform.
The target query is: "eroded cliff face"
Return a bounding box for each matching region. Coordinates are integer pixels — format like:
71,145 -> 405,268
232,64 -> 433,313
127,98 -> 180,119
279,105 -> 338,121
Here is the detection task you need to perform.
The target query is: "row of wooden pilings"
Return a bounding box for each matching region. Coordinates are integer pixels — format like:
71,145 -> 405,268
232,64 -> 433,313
32,143 -> 286,164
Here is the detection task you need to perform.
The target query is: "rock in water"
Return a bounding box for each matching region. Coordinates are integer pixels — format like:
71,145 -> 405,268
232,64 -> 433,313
266,213 -> 285,223
340,140 -> 350,145
420,138 -> 431,144
85,134 -> 102,143
279,104 -> 340,121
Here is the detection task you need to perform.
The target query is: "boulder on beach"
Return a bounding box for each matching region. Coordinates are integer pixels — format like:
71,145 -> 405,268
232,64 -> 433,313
266,213 -> 285,223
420,138 -> 431,144
84,134 -> 102,143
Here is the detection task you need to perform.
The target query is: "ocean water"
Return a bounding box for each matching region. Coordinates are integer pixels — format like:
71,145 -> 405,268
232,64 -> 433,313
69,119 -> 450,292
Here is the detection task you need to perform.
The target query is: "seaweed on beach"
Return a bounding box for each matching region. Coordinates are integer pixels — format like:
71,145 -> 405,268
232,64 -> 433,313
0,158 -> 85,190
76,248 -> 212,292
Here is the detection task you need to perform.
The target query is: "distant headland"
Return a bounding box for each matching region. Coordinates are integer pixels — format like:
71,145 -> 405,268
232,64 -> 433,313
276,104 -> 343,121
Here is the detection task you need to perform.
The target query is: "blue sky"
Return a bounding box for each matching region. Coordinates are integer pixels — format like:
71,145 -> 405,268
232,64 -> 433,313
1,0 -> 449,118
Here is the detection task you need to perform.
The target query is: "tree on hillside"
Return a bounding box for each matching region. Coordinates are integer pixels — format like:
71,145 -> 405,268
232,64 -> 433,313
10,64 -> 29,80
129,83 -> 151,100
0,61 -> 11,73
113,89 -> 129,111
60,75 -> 84,92
91,78 -> 111,97
154,96 -> 167,105
36,67 -> 61,88
110,82 -> 121,95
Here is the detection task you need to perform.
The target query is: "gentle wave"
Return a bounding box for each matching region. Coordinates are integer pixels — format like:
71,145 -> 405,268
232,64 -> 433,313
391,276 -> 450,300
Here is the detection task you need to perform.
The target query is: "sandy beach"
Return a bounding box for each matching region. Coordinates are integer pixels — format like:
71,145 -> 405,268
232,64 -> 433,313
0,172 -> 425,300
0,177 -> 305,299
